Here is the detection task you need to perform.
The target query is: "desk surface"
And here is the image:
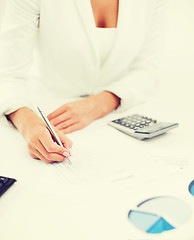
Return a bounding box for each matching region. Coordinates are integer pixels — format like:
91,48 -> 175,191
0,96 -> 194,240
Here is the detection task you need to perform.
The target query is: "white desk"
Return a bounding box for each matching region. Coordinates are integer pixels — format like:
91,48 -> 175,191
0,96 -> 194,240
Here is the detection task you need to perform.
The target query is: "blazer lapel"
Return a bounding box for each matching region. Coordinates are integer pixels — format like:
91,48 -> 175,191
74,0 -> 100,68
74,0 -> 145,73
102,0 -> 141,72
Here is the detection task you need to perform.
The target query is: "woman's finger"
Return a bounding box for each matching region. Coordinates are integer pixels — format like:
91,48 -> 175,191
47,104 -> 69,120
28,143 -> 53,163
29,151 -> 39,160
62,122 -> 87,134
49,111 -> 73,127
31,148 -> 53,163
39,128 -> 68,155
30,134 -> 67,162
57,130 -> 73,149
38,140 -> 67,162
56,118 -> 78,130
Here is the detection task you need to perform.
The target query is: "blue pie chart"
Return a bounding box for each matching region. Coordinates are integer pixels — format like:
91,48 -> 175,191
189,180 -> 194,196
128,196 -> 192,234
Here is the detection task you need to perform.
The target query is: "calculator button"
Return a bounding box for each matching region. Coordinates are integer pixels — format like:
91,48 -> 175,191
113,120 -> 121,123
0,177 -> 8,184
146,120 -> 151,123
0,182 -> 3,188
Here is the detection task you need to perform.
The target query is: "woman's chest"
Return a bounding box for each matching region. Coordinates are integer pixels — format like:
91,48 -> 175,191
38,0 -> 155,70
90,0 -> 119,28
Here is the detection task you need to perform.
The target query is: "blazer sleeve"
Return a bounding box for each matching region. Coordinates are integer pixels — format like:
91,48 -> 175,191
0,0 -> 39,126
104,0 -> 168,112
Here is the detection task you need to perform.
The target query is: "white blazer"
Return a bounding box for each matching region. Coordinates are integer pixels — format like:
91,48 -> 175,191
0,0 -> 167,124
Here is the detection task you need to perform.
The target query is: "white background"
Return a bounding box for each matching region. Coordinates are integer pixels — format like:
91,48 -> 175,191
0,0 -> 194,111
0,2 -> 194,239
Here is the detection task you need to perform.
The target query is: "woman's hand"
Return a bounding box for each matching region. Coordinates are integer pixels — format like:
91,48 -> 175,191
8,107 -> 72,163
25,124 -> 72,163
47,91 -> 120,134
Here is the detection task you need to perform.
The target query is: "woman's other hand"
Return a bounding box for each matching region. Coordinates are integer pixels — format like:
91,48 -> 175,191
8,107 -> 72,163
47,91 -> 120,134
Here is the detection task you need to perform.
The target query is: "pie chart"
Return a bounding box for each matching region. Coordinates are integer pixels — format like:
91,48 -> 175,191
189,180 -> 194,196
128,196 -> 192,234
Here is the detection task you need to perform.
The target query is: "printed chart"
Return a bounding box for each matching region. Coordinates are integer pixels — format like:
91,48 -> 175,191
128,196 -> 192,234
189,180 -> 194,196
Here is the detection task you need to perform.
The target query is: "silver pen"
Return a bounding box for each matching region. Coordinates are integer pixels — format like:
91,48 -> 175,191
37,107 -> 72,164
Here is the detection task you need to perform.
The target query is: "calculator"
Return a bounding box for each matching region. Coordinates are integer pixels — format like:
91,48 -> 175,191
108,114 -> 178,140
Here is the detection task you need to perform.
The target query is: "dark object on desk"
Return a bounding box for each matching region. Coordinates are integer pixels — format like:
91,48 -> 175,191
108,114 -> 179,140
0,176 -> 17,197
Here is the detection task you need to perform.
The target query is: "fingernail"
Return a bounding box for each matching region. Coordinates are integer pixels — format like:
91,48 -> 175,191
63,148 -> 69,153
63,151 -> 70,157
68,148 -> 72,156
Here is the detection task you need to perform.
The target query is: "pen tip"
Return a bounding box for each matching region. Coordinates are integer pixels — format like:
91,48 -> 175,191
67,158 -> 72,165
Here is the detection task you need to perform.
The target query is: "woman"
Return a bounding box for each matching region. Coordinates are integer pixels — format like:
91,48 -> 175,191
0,0 -> 166,163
